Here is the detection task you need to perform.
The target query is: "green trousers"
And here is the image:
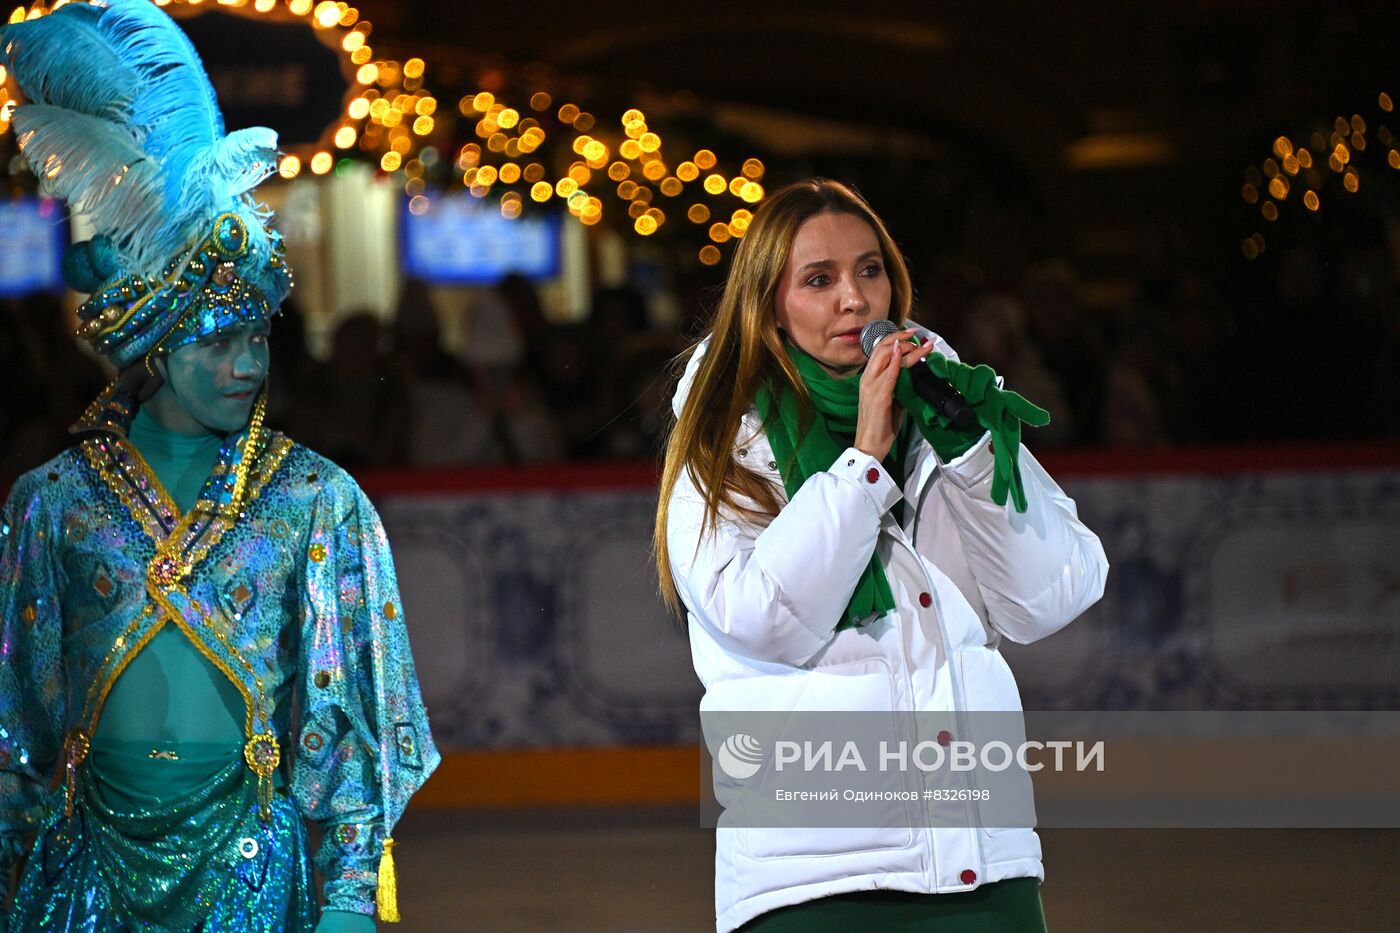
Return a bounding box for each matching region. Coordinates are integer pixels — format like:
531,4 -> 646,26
737,877 -> 1048,932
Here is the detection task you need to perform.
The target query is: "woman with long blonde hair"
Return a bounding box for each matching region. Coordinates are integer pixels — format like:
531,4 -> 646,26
656,179 -> 1108,932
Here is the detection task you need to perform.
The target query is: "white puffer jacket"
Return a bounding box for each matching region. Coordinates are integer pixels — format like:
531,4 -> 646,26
665,327 -> 1109,932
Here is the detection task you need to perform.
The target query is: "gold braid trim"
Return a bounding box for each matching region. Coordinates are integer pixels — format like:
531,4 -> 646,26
80,438 -> 180,545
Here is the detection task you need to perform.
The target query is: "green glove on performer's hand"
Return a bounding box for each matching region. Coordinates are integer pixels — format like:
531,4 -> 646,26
922,351 -> 1051,513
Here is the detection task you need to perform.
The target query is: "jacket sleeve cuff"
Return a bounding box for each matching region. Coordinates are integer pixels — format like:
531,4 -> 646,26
829,447 -> 902,515
322,872 -> 377,917
317,824 -> 380,916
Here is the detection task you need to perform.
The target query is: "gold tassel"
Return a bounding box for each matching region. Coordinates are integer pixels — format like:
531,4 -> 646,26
376,836 -> 401,922
243,732 -> 280,824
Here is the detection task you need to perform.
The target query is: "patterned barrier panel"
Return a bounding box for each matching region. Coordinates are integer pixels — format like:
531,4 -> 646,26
374,465 -> 1400,751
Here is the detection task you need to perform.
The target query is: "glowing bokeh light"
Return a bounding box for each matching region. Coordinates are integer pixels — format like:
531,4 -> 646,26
313,1 -> 340,28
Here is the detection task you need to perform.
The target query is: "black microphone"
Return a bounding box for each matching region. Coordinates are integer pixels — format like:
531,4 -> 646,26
859,320 -> 978,430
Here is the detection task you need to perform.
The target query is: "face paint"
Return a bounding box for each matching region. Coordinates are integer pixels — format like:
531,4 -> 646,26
161,322 -> 271,434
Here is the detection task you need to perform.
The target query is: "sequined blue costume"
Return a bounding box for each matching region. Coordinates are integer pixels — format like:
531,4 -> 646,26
0,386 -> 439,930
0,3 -> 438,926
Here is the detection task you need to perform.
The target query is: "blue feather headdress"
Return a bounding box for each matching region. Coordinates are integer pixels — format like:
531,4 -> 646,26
0,0 -> 292,369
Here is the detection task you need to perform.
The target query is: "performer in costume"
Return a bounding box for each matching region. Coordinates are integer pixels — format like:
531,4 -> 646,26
655,180 -> 1108,931
0,2 -> 438,929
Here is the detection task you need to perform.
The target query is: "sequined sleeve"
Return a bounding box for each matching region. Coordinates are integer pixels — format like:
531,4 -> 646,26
290,465 -> 439,916
0,470 -> 67,876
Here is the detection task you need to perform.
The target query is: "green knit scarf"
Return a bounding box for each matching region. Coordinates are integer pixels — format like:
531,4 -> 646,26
754,340 -> 1047,630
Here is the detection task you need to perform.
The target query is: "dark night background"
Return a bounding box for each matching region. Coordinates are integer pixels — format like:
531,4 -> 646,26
5,1 -> 1400,477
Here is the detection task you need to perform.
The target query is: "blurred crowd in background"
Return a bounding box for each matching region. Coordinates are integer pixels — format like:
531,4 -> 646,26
4,236 -> 1399,485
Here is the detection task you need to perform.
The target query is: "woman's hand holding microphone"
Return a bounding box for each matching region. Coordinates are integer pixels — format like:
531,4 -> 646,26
854,328 -> 936,461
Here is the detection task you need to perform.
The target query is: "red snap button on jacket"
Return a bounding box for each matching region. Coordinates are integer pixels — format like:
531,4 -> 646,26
919,592 -> 932,608
866,468 -> 880,483
960,869 -> 977,885
937,730 -> 952,746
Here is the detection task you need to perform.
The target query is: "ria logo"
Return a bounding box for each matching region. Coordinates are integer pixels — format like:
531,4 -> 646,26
716,733 -> 765,780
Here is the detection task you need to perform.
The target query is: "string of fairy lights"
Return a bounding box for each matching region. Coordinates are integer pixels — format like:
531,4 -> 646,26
0,0 -> 404,170
1241,91 -> 1398,260
0,0 -> 769,265
448,94 -> 766,266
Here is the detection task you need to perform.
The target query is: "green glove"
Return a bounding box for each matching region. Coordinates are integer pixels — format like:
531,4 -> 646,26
923,351 -> 1050,513
315,909 -> 377,933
